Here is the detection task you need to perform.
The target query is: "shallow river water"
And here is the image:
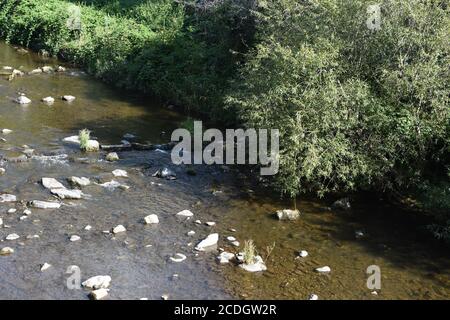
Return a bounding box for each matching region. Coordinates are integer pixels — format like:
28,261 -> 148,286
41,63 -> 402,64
0,42 -> 449,300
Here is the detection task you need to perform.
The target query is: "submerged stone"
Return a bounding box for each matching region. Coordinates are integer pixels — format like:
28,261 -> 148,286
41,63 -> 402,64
276,209 -> 300,221
195,233 -> 219,251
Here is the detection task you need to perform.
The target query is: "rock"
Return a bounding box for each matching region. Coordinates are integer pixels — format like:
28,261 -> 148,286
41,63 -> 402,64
40,263 -> 52,272
6,233 -> 20,241
0,194 -> 16,202
7,208 -> 17,214
169,253 -> 187,263
176,209 -> 194,217
42,96 -> 55,104
90,288 -> 109,300
144,214 -> 159,224
194,220 -> 202,224
84,225 -> 92,231
26,235 -> 40,239
355,230 -> 365,239
62,95 -> 76,102
106,152 -> 119,162
161,294 -> 169,301
226,236 -> 236,242
217,251 -> 235,264
2,66 -> 13,70
332,198 -> 351,211
84,140 -> 100,152
99,180 -> 129,190
19,215 -> 27,221
51,188 -> 83,199
62,135 -> 80,145
82,275 -> 111,289
239,255 -> 267,272
41,66 -> 53,73
0,247 -> 14,255
42,177 -> 66,190
231,241 -> 240,247
67,176 -> 90,187
153,168 -> 176,180
276,209 -> 300,221
315,266 -> 331,273
23,148 -> 34,157
1,129 -> 13,134
29,200 -> 61,209
195,233 -> 219,251
29,68 -> 43,75
56,66 -> 66,72
23,209 -> 32,215
0,218 -> 2,226
112,225 -> 126,234
12,69 -> 24,77
0,168 -> 5,175
69,235 -> 81,242
371,291 -> 378,296
299,250 -> 309,258
112,169 -> 128,177
15,96 -> 31,104
187,230 -> 195,236
308,294 -> 319,300
205,221 -> 216,226
123,133 -> 136,139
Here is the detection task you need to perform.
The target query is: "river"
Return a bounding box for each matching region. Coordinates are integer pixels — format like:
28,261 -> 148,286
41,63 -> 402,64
0,41 -> 448,300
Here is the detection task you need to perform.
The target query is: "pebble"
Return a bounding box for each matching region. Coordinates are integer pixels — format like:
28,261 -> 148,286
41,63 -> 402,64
19,215 -> 27,221
231,241 -> 240,247
40,263 -> 52,272
30,200 -> 61,209
176,209 -> 194,217
161,294 -> 169,300
112,169 -> 128,177
82,275 -> 111,289
308,294 -> 319,300
195,233 -> 219,251
62,95 -> 76,102
0,168 -> 5,175
315,266 -> 331,273
90,288 -> 109,300
84,225 -> 92,231
26,235 -> 40,239
15,96 -> 31,104
226,236 -> 236,242
7,208 -> 17,214
194,220 -> 202,224
169,253 -> 187,263
42,96 -> 55,104
70,235 -> 81,242
6,233 -> 20,241
56,66 -> 66,72
205,221 -> 216,226
0,218 -> 2,226
299,250 -> 309,258
0,247 -> 14,255
144,214 -> 159,224
23,209 -> 32,215
217,251 -> 235,264
112,225 -> 126,234
1,129 -> 13,134
187,230 -> 195,236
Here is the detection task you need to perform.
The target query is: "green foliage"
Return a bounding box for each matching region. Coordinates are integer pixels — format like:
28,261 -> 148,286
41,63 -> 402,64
226,0 -> 450,199
79,128 -> 91,150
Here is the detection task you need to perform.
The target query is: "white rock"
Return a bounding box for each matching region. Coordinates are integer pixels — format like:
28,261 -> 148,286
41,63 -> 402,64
26,234 -> 40,239
42,96 -> 55,104
106,152 -> 119,162
276,209 -> 300,221
51,188 -> 83,199
30,200 -> 61,209
194,220 -> 202,224
62,95 -> 76,102
70,235 -> 81,242
239,255 -> 267,272
169,253 -> 187,263
90,288 -> 109,300
112,169 -> 128,177
144,214 -> 159,224
308,294 -> 319,300
12,69 -> 24,77
42,177 -> 66,190
41,66 -> 53,73
7,208 -> 17,214
231,241 -> 240,247
99,180 -> 129,190
1,129 -> 13,134
62,135 -> 80,145
68,176 -> 90,187
176,209 -> 194,217
195,233 -> 219,251
15,96 -> 31,104
56,66 -> 66,72
0,218 -> 3,226
187,230 -> 196,236
40,263 -> 52,272
315,266 -> 331,273
0,247 -> 14,255
85,140 -> 99,152
2,66 -> 13,70
6,233 -> 20,241
0,168 -> 5,175
226,236 -> 236,242
112,225 -> 126,234
0,194 -> 16,202
29,68 -> 42,74
205,221 -> 216,226
23,209 -> 32,215
355,230 -> 365,239
217,251 -> 235,264
82,275 -> 111,289
371,291 -> 378,296
161,294 -> 169,300
299,250 -> 309,258
84,225 -> 92,231
19,215 -> 27,221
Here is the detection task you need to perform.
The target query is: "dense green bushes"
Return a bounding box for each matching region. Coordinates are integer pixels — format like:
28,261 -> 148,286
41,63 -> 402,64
0,0 -> 448,238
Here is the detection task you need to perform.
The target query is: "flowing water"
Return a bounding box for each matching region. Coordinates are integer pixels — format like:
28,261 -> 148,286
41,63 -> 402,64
0,42 -> 448,300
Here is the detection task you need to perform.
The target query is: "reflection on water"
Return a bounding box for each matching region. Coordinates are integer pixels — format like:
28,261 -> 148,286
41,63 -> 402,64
0,42 -> 449,300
